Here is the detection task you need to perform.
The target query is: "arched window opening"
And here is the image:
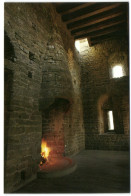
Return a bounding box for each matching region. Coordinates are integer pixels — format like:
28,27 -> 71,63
98,95 -> 116,134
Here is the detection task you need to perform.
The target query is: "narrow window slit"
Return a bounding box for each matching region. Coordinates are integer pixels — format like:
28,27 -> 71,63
107,111 -> 114,130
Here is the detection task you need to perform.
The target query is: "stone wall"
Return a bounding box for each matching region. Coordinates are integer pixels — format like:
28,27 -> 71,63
4,3 -> 85,193
4,2 -> 129,193
78,38 -> 129,150
86,134 -> 129,151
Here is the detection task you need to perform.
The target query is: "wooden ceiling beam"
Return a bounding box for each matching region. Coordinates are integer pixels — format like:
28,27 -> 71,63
72,19 -> 125,37
91,37 -> 117,46
71,15 -> 125,34
90,26 -> 124,39
60,3 -> 94,15
68,11 -> 124,31
91,30 -> 125,41
74,25 -> 123,40
55,3 -> 81,13
90,32 -> 126,45
65,3 -> 121,24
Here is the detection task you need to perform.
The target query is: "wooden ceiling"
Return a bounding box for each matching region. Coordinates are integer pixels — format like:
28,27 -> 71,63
54,2 -> 129,46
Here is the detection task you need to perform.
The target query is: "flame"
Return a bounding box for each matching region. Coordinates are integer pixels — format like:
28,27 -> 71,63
41,139 -> 50,159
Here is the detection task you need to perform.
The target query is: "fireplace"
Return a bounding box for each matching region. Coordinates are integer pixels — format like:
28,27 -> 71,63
38,98 -> 77,178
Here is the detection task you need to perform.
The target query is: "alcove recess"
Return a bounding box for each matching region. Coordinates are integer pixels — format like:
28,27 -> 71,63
38,96 -> 77,178
41,98 -> 71,159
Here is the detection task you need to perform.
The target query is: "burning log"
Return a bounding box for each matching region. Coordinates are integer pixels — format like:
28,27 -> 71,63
40,156 -> 47,166
39,139 -> 50,166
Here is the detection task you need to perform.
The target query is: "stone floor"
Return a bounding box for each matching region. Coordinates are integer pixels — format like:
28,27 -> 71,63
15,150 -> 130,193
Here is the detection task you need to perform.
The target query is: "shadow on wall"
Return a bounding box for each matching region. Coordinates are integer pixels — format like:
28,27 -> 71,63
4,31 -> 15,192
4,31 -> 16,62
98,94 -> 109,134
4,68 -> 14,161
4,31 -> 15,161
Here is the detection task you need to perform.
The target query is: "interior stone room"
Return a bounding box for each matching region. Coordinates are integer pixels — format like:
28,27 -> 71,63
4,2 -> 129,193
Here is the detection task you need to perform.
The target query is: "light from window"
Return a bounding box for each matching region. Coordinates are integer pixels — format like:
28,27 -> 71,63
75,40 -> 80,52
107,111 -> 114,130
112,65 -> 124,78
75,38 -> 89,52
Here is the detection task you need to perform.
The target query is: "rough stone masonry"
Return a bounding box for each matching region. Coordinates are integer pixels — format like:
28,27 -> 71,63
4,3 -> 129,193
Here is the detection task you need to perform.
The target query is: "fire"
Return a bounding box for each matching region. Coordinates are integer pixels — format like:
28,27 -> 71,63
41,139 -> 50,160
